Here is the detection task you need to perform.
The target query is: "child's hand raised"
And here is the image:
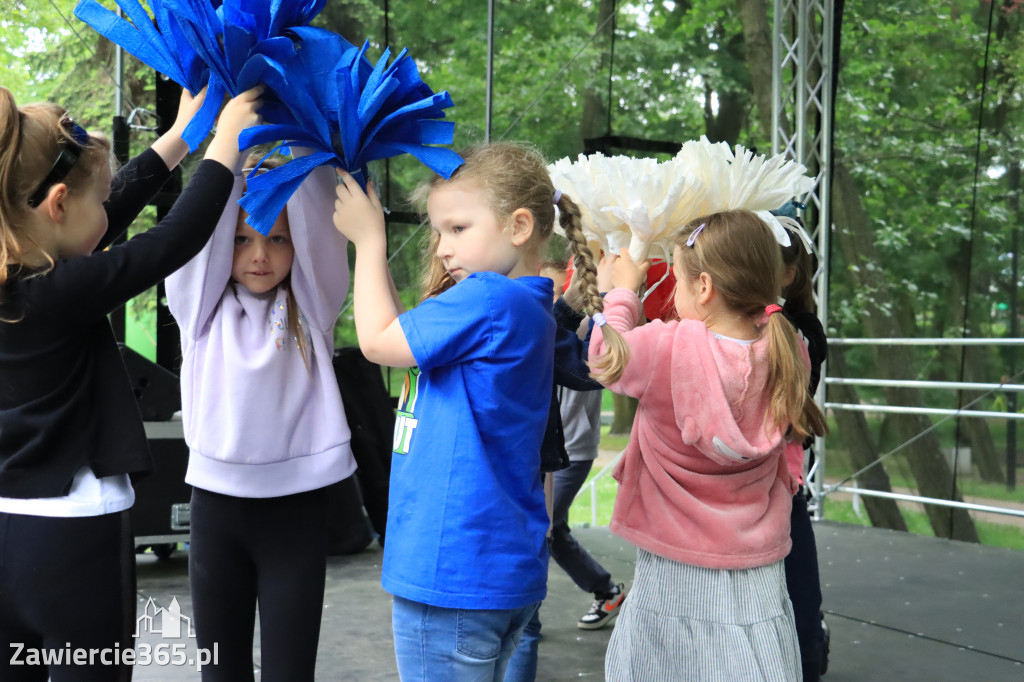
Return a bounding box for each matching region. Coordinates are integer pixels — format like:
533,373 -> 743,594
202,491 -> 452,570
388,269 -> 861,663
607,248 -> 650,293
333,171 -> 385,248
168,85 -> 208,143
151,84 -> 219,171
204,86 -> 264,172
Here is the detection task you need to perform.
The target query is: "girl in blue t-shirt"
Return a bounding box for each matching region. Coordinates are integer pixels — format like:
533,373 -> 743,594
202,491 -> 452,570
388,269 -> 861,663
332,142 -> 608,681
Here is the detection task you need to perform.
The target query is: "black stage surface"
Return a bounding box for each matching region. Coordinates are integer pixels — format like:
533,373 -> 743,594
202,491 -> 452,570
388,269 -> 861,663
132,521 -> 1023,680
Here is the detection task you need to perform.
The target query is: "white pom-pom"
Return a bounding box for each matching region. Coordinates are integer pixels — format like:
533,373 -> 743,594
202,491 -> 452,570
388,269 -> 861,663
674,136 -> 815,212
548,137 -> 814,266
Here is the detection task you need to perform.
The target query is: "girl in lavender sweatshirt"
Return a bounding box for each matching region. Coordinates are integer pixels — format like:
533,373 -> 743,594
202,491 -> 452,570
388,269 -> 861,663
590,210 -> 828,682
166,153 -> 355,681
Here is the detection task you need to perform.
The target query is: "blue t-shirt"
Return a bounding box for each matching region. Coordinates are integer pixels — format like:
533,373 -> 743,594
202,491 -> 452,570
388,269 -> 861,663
383,273 -> 555,609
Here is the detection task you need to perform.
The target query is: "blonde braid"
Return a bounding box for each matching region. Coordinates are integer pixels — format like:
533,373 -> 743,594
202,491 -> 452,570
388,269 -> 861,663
557,195 -> 602,314
556,194 -> 632,385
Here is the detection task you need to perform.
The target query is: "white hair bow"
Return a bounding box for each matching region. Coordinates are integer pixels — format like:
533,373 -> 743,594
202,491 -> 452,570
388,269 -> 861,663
755,211 -> 814,254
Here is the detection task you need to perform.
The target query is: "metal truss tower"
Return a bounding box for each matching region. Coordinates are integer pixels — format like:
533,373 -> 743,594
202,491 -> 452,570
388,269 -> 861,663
772,0 -> 836,514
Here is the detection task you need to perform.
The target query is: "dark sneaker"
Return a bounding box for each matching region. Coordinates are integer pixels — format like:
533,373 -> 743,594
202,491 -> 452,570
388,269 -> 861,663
578,583 -> 626,630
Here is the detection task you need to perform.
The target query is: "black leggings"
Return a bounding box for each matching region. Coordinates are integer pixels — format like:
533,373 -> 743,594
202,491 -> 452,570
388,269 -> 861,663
188,486 -> 330,682
0,510 -> 135,682
784,489 -> 825,682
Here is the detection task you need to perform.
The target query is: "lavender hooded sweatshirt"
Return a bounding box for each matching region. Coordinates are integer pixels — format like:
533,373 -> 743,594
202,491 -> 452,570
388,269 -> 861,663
166,164 -> 355,498
591,288 -> 801,570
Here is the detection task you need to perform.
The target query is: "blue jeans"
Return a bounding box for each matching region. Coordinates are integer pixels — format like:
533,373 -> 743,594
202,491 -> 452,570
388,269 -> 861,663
503,603 -> 542,682
505,462 -> 616,681
392,596 -> 540,682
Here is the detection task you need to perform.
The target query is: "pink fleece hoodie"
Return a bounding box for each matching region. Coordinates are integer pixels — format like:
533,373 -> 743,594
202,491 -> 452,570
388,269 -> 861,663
591,289 -> 801,570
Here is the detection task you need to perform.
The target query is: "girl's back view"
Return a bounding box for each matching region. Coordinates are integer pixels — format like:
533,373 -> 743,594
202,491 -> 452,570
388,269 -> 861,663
591,210 -> 827,681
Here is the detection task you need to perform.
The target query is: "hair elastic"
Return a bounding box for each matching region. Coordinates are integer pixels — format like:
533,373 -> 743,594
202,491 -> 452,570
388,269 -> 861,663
765,304 -> 783,317
552,189 -> 562,205
591,312 -> 607,327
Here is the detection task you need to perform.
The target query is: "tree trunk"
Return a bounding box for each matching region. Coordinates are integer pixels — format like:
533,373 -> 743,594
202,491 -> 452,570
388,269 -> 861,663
832,159 -> 980,542
579,0 -> 617,147
609,392 -> 638,435
962,413 -> 1003,482
827,353 -> 908,530
933,344 -> 1006,483
735,0 -> 789,140
703,30 -> 749,145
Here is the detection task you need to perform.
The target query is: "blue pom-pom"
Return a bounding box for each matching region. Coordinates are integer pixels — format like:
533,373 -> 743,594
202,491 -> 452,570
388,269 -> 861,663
74,0 -> 327,150
237,29 -> 464,235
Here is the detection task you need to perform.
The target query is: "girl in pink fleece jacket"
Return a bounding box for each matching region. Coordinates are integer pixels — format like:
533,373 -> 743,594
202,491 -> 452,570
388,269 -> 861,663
589,209 -> 828,682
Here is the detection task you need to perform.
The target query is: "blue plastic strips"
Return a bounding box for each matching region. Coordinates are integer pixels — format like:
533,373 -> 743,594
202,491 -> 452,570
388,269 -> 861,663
237,28 -> 463,234
73,2 -> 463,235
73,0 -> 327,150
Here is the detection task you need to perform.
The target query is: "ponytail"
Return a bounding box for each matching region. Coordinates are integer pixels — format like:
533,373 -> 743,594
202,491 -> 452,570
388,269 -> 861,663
765,311 -> 828,440
0,87 -> 27,304
556,193 -> 631,384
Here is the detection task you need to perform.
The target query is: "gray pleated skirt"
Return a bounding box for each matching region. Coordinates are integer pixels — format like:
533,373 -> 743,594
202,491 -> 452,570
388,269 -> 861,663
605,548 -> 802,682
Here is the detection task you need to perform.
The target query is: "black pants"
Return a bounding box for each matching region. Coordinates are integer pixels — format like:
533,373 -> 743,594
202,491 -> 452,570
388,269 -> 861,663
0,510 -> 135,682
784,489 -> 825,682
189,486 -> 330,682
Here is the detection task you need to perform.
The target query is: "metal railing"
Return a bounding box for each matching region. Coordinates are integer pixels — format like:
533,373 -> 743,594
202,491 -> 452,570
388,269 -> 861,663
812,336 -> 1023,522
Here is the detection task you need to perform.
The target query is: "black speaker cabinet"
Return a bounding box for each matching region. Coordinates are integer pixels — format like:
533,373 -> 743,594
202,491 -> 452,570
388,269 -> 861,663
132,423 -> 191,556
118,344 -> 181,421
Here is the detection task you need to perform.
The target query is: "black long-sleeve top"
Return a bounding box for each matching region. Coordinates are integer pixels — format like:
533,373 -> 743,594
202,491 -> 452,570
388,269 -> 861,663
783,301 -> 828,450
540,298 -> 603,473
553,297 -> 602,392
782,302 -> 827,396
0,149 -> 234,498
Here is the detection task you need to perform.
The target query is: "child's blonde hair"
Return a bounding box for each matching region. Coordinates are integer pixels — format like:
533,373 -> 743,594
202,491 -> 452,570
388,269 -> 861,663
409,142 -> 631,374
686,210 -> 825,440
0,87 -> 111,310
240,152 -> 309,370
598,209 -> 826,441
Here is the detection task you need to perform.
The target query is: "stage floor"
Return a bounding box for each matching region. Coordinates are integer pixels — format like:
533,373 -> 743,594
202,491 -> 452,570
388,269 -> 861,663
132,521 -> 1024,681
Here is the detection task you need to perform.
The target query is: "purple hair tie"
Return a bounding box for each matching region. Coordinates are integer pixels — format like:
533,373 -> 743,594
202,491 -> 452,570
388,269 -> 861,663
592,312 -> 607,327
685,222 -> 706,247
552,189 -> 562,205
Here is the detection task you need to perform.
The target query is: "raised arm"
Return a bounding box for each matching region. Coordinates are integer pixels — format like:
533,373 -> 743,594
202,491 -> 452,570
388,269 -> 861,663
150,85 -> 208,173
332,171 -> 414,367
286,160 -> 351,333
39,87 -> 263,328
98,87 -> 211,250
164,180 -> 243,340
589,250 -> 657,398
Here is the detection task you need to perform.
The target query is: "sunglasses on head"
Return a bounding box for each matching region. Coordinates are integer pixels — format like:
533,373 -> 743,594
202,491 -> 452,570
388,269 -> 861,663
26,116 -> 92,209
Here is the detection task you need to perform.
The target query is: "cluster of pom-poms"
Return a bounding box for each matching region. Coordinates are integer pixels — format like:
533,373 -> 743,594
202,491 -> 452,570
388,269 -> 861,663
547,136 -> 816,263
74,0 -> 462,234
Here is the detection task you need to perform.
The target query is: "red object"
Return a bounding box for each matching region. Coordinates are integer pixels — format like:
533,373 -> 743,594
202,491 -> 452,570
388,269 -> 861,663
566,255 -> 677,321
642,260 -> 677,321
765,303 -> 784,317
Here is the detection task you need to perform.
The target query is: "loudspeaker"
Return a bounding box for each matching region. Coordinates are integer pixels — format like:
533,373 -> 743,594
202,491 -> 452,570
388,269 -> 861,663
118,344 -> 182,421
